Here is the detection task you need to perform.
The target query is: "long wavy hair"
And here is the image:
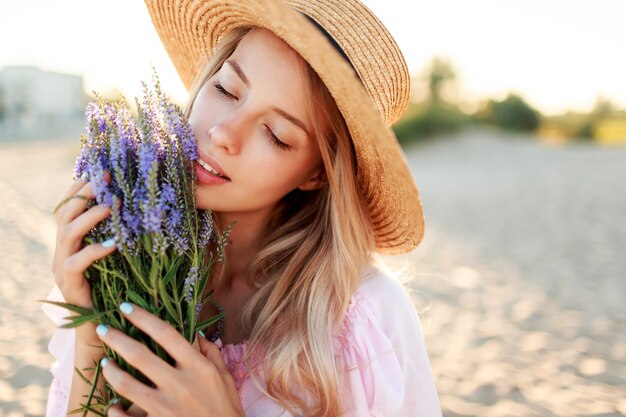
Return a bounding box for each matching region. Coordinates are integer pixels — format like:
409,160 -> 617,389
184,26 -> 377,417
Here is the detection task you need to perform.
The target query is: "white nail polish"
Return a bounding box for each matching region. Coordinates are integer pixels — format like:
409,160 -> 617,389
101,238 -> 116,248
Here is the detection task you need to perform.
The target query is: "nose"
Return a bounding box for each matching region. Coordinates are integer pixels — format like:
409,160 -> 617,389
208,122 -> 240,155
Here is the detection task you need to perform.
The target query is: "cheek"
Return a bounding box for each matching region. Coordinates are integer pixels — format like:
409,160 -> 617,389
247,150 -> 299,190
189,87 -> 220,134
240,147 -> 311,197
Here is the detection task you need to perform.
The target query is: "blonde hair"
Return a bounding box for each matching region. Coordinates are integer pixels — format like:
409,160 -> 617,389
185,27 -> 376,416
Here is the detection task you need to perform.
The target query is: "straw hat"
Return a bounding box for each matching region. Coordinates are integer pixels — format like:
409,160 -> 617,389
144,0 -> 425,254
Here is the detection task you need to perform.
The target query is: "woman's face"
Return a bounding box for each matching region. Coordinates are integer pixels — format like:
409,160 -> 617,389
189,28 -> 324,217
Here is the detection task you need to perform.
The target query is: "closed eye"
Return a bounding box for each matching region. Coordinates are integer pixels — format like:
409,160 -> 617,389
213,81 -> 237,100
212,80 -> 291,151
264,126 -> 291,151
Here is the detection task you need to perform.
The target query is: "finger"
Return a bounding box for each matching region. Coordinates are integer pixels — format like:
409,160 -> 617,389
63,204 -> 114,246
96,324 -> 177,388
55,240 -> 117,309
197,334 -> 228,375
55,180 -> 98,224
100,357 -> 162,415
126,404 -> 149,417
55,204 -> 115,282
106,401 -> 129,417
52,177 -> 89,272
196,332 -> 239,393
59,240 -> 117,302
107,402 -> 147,417
62,173 -> 90,200
117,302 -> 203,367
56,170 -> 113,224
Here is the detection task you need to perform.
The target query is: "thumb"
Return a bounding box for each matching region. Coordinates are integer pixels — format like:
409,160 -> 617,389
127,404 -> 148,417
107,401 -> 148,417
195,330 -> 216,357
195,331 -> 238,394
192,332 -> 202,352
106,401 -> 147,417
195,331 -> 229,375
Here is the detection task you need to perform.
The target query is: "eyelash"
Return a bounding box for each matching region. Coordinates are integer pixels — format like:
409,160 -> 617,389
212,81 -> 291,151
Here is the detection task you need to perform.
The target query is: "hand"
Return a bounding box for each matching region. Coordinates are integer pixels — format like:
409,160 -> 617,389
96,303 -> 245,417
51,171 -> 116,308
51,171 -> 116,342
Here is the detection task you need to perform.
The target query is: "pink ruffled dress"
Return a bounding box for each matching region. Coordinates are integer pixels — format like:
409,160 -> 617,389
43,265 -> 442,416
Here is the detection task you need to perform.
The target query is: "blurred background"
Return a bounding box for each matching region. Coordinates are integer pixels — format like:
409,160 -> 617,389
0,0 -> 624,416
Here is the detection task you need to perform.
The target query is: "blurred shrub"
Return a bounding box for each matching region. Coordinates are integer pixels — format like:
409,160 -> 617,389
393,56 -> 475,144
393,103 -> 473,144
594,118 -> 626,145
476,93 -> 541,132
537,98 -> 626,144
539,112 -> 594,142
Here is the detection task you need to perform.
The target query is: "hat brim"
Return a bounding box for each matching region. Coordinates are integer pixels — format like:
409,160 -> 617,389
145,0 -> 425,254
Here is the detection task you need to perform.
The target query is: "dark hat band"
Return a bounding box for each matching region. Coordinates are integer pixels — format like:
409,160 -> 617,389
299,12 -> 359,77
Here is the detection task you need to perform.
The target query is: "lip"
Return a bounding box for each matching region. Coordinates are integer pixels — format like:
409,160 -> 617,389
197,151 -> 230,179
195,162 -> 230,186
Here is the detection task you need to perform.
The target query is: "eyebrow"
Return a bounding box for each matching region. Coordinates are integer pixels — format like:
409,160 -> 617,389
224,60 -> 249,87
224,59 -> 311,138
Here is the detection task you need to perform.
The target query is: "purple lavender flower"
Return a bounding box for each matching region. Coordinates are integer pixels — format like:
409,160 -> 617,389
72,67 -> 221,307
153,72 -> 197,162
88,151 -> 113,208
198,211 -> 214,248
74,100 -> 110,180
72,135 -> 90,180
183,266 -> 199,303
86,100 -> 107,137
68,68 -> 227,415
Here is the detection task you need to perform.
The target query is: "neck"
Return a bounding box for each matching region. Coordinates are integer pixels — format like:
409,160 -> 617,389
211,208 -> 272,292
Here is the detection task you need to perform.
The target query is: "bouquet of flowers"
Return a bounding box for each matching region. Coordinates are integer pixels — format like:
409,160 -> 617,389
42,69 -> 231,415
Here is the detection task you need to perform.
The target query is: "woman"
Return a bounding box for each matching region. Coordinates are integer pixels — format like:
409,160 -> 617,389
44,0 -> 441,416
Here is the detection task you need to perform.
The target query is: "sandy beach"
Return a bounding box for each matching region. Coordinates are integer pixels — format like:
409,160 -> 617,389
0,128 -> 624,416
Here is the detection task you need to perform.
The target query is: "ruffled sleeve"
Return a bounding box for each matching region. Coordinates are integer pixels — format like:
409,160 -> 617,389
41,285 -> 76,417
333,268 -> 442,416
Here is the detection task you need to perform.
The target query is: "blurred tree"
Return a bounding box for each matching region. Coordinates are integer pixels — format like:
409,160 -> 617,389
478,93 -> 541,132
591,96 -> 616,118
394,57 -> 474,144
393,102 -> 473,144
423,56 -> 457,105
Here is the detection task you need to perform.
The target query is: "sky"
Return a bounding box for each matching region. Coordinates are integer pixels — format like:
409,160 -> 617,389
1,0 -> 625,116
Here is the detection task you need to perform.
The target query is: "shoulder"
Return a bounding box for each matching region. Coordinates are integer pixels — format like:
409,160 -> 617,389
332,264 -> 442,415
353,264 -> 421,336
335,263 -> 425,354
356,264 -> 415,310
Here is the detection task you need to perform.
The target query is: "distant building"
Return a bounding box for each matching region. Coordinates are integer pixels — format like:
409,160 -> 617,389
0,66 -> 87,141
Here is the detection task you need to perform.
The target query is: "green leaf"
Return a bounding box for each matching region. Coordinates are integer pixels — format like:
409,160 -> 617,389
74,366 -> 90,385
38,300 -> 93,316
196,313 -> 224,329
158,279 -> 180,325
125,289 -> 152,311
149,258 -> 160,292
88,263 -> 128,281
162,257 -> 182,287
59,310 -> 114,329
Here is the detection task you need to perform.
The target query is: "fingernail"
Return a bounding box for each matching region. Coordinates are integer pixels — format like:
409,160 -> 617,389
80,171 -> 89,181
119,302 -> 133,315
198,330 -> 206,338
101,238 -> 116,248
96,324 -> 109,337
100,357 -> 110,367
